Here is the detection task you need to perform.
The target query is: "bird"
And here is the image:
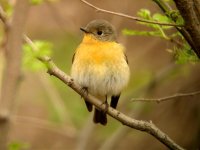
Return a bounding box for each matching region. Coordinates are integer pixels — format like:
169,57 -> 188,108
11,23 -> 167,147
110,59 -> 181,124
71,19 -> 130,125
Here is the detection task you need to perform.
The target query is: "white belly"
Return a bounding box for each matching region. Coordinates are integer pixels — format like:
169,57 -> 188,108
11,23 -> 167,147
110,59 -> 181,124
71,61 -> 130,96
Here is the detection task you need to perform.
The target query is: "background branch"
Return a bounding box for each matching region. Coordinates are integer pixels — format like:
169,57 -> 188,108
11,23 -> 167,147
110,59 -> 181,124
80,0 -> 182,27
0,0 -> 30,149
12,115 -> 76,138
132,91 -> 200,103
37,73 -> 75,127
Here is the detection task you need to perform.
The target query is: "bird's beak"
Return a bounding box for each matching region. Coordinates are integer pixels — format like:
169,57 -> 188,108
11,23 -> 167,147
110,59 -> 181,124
80,27 -> 89,33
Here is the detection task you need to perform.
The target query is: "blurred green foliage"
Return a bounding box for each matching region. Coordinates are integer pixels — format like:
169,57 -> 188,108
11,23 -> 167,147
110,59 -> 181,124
29,0 -> 44,5
174,44 -> 199,64
29,0 -> 57,5
8,141 -> 29,150
122,9 -> 173,39
122,7 -> 199,64
0,0 -> 13,17
22,40 -> 53,71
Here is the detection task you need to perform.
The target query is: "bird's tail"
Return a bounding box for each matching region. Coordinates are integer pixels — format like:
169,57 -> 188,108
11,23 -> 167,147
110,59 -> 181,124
93,108 -> 107,125
93,95 -> 107,125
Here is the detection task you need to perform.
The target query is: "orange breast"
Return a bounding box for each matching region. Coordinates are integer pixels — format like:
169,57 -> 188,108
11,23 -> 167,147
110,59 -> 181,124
75,34 -> 125,65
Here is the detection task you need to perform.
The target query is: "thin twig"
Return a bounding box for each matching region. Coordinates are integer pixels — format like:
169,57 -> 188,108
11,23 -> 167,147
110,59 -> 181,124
12,115 -> 76,138
23,34 -> 37,50
132,91 -> 200,103
80,0 -> 183,27
76,114 -> 95,150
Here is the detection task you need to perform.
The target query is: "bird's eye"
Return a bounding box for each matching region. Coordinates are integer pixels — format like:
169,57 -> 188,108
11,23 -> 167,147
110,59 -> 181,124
97,30 -> 103,35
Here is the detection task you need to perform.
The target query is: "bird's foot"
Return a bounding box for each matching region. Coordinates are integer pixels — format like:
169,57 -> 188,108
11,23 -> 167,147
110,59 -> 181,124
80,87 -> 88,98
101,100 -> 109,114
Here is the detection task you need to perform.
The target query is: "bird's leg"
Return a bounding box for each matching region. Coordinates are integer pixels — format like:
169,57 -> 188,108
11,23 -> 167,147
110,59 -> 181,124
80,87 -> 93,112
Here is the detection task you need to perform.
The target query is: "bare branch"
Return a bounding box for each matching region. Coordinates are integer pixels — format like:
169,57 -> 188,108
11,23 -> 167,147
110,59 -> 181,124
173,0 -> 200,57
76,115 -> 95,150
80,0 -> 183,27
0,0 -> 30,149
37,74 -> 76,126
0,1 -> 29,115
132,91 -> 200,103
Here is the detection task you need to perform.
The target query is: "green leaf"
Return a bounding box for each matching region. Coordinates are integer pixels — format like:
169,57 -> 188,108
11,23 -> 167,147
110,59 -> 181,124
137,9 -> 162,29
153,13 -> 168,22
122,29 -> 162,37
0,1 -> 14,17
137,9 -> 175,30
22,40 -> 53,71
174,44 -> 199,64
137,9 -> 151,20
170,32 -> 182,38
152,13 -> 173,29
167,10 -> 184,25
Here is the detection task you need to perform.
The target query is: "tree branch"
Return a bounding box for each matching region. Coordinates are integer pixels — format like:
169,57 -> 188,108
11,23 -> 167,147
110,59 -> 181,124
12,115 -> 76,138
152,0 -> 200,58
0,0 -> 29,116
0,0 -> 30,149
173,0 -> 200,57
132,91 -> 200,103
80,0 -> 183,27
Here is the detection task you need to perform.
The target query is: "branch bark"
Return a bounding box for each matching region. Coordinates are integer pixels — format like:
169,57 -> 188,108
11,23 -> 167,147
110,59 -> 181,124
36,56 -> 184,150
173,0 -> 200,57
0,0 -> 30,149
